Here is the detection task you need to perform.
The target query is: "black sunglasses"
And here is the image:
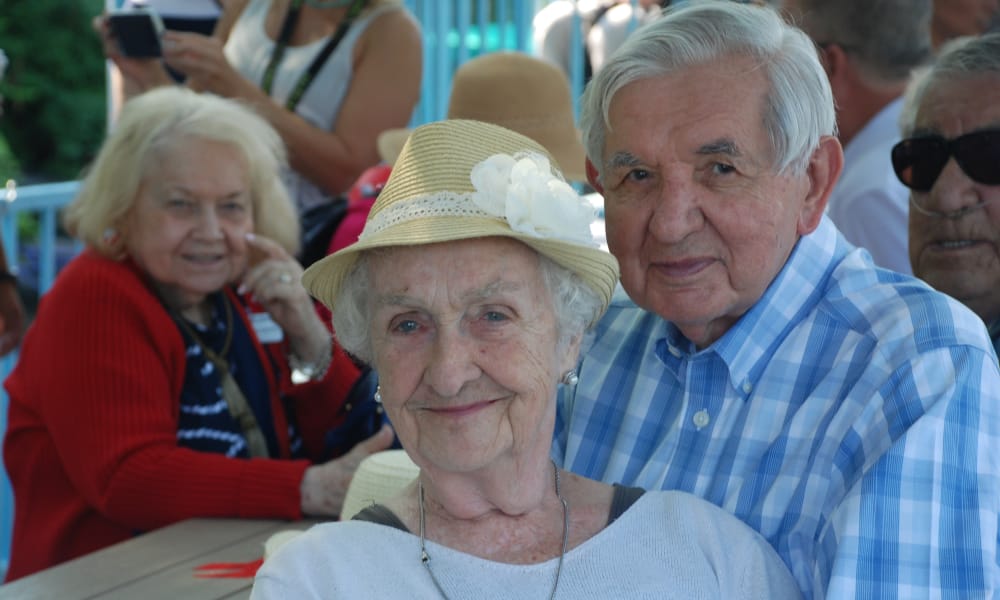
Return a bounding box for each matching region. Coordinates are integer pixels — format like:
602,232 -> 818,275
891,129 -> 1000,192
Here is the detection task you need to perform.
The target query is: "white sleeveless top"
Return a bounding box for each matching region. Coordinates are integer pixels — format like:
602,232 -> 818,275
224,0 -> 400,213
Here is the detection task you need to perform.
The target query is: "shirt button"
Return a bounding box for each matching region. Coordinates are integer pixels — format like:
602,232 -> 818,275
742,381 -> 752,394
668,345 -> 682,358
692,409 -> 710,429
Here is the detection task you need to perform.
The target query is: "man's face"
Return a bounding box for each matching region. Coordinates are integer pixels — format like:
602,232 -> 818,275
592,57 -> 828,347
908,74 -> 1000,325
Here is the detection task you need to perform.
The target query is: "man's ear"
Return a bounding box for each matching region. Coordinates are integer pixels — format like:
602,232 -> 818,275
819,42 -> 848,80
585,158 -> 604,194
797,135 -> 843,235
820,42 -> 853,111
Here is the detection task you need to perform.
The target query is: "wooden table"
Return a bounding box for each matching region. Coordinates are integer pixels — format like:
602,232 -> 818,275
0,518 -> 321,600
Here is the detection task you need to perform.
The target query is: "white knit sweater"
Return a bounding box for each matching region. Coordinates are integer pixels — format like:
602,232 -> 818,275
251,490 -> 801,599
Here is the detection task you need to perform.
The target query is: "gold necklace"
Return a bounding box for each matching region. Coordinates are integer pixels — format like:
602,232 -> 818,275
418,460 -> 569,600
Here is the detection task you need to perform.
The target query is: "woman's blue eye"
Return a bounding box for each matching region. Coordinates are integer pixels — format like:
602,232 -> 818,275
394,319 -> 419,334
483,311 -> 508,322
713,163 -> 736,175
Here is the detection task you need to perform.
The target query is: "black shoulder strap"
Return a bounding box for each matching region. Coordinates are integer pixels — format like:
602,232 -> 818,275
261,0 -> 368,111
607,484 -> 645,526
352,504 -> 410,533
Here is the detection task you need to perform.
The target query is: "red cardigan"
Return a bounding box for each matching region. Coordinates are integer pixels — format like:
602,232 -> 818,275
3,250 -> 360,580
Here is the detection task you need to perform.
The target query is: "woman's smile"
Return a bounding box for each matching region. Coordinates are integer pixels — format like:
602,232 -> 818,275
419,397 -> 506,419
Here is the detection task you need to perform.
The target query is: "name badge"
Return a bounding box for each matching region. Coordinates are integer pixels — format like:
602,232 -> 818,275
249,311 -> 284,344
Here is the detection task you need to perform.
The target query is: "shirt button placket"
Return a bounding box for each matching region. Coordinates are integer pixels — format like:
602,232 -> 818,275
692,409 -> 710,430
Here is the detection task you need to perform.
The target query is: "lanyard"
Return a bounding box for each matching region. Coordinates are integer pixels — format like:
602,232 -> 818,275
260,0 -> 368,111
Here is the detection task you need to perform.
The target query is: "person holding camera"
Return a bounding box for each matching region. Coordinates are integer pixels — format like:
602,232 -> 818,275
98,0 -> 422,266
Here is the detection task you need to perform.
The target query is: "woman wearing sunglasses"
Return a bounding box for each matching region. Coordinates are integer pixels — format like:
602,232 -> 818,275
893,32 -> 1000,354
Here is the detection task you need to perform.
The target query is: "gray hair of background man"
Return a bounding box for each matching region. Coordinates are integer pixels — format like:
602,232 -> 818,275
899,32 -> 1000,135
580,0 -> 835,178
791,0 -> 932,82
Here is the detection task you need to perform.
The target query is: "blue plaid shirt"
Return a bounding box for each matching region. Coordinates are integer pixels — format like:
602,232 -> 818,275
555,216 -> 1000,599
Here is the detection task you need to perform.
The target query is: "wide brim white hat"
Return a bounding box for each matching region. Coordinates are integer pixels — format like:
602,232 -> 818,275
377,51 -> 587,183
304,119 -> 619,319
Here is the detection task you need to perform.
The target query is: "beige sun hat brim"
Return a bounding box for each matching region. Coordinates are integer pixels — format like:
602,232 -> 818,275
305,213 -> 619,319
304,119 -> 619,320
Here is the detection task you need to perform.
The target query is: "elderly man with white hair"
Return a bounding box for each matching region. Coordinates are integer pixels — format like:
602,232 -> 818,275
556,2 -> 1000,598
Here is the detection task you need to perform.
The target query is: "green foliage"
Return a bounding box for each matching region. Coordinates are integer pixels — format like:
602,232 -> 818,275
0,0 -> 107,182
0,132 -> 19,180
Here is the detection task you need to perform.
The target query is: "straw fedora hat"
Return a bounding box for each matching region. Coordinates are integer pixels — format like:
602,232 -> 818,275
377,52 -> 588,182
304,119 -> 619,317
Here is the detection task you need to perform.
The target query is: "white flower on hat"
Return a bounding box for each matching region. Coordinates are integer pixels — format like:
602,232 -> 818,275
470,152 -> 598,247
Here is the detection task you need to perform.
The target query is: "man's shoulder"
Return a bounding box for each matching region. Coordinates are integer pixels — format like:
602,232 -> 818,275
821,255 -> 992,353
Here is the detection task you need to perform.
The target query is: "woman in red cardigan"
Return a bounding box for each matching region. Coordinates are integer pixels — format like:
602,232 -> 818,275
2,86 -> 393,581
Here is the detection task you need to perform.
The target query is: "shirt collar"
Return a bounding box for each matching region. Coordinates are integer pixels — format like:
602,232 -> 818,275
988,319 -> 1000,357
658,216 -> 849,394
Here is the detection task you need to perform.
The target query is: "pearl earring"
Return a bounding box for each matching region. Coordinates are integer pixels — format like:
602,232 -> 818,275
373,385 -> 382,404
103,228 -> 120,246
560,370 -> 579,386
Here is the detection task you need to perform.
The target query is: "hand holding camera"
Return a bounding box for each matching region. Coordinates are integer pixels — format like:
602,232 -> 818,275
107,8 -> 165,58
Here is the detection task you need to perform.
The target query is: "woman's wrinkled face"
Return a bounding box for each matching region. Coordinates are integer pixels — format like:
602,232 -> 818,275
908,74 -> 1000,325
124,137 -> 254,311
367,237 -> 576,474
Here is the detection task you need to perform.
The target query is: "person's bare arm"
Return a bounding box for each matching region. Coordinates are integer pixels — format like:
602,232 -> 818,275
278,9 -> 422,194
164,8 -> 423,196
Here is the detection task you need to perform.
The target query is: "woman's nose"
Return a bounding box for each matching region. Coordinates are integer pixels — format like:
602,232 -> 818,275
423,328 -> 481,398
194,205 -> 225,237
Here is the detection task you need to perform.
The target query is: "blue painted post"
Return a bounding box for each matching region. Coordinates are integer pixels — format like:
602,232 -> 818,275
569,4 -> 585,119
435,2 -> 452,120
512,0 -> 529,51
39,208 -> 57,295
477,0 -> 489,57
456,0 -> 470,65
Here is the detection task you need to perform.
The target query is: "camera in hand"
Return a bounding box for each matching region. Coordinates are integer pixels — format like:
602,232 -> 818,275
108,9 -> 165,58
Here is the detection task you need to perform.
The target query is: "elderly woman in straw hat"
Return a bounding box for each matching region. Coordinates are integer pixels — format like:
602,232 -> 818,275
251,119 -> 800,598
